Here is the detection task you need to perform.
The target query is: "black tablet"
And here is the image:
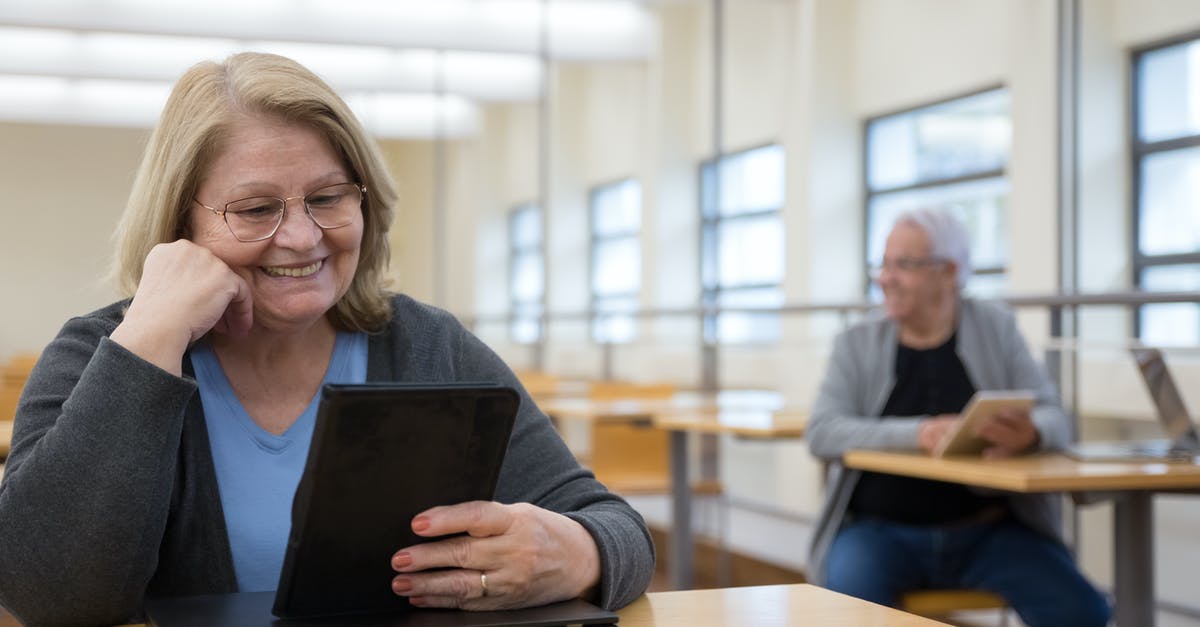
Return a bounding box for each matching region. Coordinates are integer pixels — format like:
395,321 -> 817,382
272,383 -> 520,620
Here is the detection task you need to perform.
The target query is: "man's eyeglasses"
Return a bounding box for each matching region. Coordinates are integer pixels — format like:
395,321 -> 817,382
194,182 -> 366,242
869,256 -> 947,279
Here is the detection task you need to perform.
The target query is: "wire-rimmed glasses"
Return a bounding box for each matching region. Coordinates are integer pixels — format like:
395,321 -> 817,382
194,182 -> 366,242
868,256 -> 948,280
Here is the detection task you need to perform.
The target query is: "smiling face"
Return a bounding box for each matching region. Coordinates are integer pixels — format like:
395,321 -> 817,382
190,115 -> 363,336
876,222 -> 958,327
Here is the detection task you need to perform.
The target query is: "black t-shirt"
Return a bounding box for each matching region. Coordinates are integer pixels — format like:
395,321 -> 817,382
847,332 -> 1006,525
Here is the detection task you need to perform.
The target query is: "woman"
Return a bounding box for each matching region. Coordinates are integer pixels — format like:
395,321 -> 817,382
0,52 -> 653,627
806,209 -> 1109,627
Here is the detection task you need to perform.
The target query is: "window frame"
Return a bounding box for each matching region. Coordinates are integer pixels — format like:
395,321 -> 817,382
508,202 -> 544,344
588,177 -> 642,344
698,142 -> 786,345
861,84 -> 1010,295
1130,31 -> 1200,340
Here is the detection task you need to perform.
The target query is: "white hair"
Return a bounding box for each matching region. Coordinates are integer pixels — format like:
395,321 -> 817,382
893,208 -> 973,288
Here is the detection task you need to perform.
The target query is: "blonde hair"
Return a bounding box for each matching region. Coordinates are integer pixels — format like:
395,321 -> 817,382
113,52 -> 396,331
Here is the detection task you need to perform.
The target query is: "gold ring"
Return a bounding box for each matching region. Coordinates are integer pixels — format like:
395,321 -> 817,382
480,571 -> 489,597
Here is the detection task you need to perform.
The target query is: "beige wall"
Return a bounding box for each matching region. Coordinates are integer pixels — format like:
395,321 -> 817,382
0,123 -> 143,360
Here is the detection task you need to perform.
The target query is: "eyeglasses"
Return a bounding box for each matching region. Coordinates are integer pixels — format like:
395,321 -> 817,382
194,182 -> 366,242
869,256 -> 947,278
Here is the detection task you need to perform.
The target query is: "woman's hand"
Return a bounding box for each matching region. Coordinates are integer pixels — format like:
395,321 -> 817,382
974,407 -> 1040,458
390,501 -> 601,610
110,240 -> 252,375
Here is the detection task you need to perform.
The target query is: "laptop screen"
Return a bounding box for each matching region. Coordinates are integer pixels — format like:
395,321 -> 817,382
1132,348 -> 1199,446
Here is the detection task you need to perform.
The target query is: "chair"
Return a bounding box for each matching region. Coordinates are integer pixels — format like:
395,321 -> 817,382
0,353 -> 38,421
513,369 -> 561,400
584,381 -> 676,494
1,352 -> 39,459
900,589 -> 1009,626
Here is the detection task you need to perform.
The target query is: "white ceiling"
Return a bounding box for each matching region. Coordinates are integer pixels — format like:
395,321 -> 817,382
0,0 -> 653,138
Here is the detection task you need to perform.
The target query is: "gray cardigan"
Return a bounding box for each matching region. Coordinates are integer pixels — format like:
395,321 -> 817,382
805,299 -> 1071,585
0,295 -> 654,626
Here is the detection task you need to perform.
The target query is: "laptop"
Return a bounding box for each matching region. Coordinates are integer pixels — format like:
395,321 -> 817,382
1066,348 -> 1200,462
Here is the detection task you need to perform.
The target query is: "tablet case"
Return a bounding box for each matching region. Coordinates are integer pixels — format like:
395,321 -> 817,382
273,383 -> 519,619
932,390 -> 1035,457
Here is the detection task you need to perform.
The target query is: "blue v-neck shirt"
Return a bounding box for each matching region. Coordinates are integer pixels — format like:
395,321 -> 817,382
190,332 -> 367,591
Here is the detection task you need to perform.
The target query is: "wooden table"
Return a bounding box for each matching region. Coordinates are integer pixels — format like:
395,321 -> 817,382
652,402 -> 805,591
540,390 -> 787,425
542,390 -> 796,591
844,449 -> 1200,627
0,584 -> 946,626
617,583 -> 947,626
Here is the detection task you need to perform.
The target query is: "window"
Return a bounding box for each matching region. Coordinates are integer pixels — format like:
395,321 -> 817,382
509,203 -> 543,343
590,178 -> 641,343
700,144 -> 786,344
864,87 -> 1012,299
1133,36 -> 1200,346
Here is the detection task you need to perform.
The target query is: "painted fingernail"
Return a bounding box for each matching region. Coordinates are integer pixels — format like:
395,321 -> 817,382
412,516 -> 430,532
392,552 -> 412,570
393,578 -> 412,594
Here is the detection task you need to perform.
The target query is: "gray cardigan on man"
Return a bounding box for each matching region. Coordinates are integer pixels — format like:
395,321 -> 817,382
805,298 -> 1072,585
0,294 -> 654,627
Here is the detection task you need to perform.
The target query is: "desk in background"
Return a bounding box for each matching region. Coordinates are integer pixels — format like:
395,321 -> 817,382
844,449 -> 1200,627
543,390 -> 802,590
653,407 -> 806,591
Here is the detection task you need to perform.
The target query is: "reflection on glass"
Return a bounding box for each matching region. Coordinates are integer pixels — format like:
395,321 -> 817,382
1138,147 -> 1200,256
1138,40 -> 1200,143
867,88 -> 1010,191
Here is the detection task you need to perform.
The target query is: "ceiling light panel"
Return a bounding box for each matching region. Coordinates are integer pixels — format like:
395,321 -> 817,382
0,0 -> 645,136
0,0 -> 650,59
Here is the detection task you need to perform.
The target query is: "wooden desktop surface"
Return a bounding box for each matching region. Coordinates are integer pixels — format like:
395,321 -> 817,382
539,389 -> 786,424
653,408 -> 807,439
844,449 -> 1200,492
618,584 -> 947,626
0,420 -> 11,458
0,584 -> 947,627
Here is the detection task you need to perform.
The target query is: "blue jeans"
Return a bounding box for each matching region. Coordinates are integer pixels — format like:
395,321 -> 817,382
825,517 -> 1110,627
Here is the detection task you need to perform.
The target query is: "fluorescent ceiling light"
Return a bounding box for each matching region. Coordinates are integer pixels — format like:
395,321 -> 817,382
0,0 -> 651,59
0,1 -> 647,137
0,74 -> 479,139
